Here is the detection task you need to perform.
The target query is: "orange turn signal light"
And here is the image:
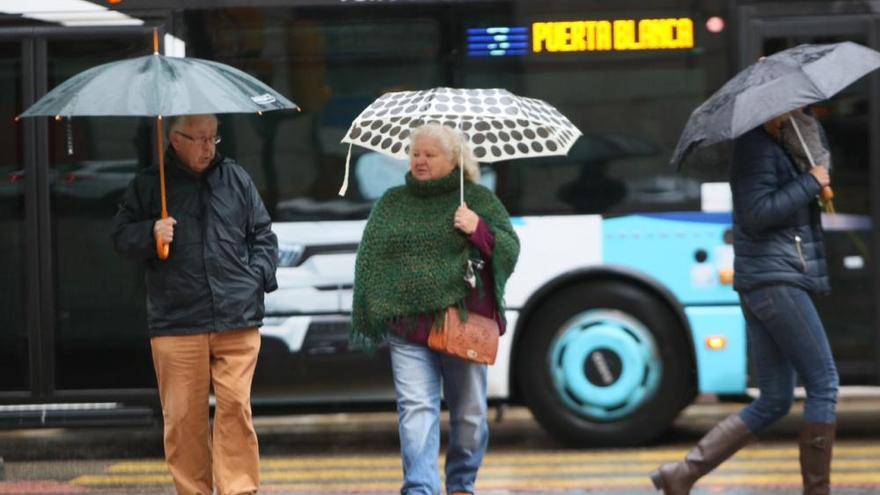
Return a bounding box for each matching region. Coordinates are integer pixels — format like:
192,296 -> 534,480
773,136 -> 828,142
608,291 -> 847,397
705,336 -> 727,350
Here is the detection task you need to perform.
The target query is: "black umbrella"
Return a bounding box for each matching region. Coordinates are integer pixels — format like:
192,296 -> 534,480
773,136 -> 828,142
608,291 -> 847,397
670,42 -> 880,168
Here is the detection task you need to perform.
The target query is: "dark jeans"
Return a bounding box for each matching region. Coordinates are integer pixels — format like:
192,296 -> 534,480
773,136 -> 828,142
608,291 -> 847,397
738,285 -> 839,433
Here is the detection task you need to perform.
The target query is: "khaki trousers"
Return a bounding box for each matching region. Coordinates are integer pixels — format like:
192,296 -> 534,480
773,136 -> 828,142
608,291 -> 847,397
151,328 -> 261,495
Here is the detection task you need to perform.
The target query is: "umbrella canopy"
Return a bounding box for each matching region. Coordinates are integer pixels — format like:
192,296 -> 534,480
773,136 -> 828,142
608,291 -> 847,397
342,87 -> 580,162
19,32 -> 297,260
20,53 -> 297,118
338,87 -> 581,199
670,41 -> 880,168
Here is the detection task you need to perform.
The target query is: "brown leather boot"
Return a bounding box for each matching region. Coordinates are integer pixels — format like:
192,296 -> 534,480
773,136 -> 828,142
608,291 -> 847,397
799,422 -> 835,495
650,414 -> 755,494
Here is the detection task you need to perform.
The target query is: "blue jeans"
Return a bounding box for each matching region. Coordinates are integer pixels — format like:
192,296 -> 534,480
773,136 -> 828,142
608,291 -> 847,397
388,335 -> 489,495
738,285 -> 839,433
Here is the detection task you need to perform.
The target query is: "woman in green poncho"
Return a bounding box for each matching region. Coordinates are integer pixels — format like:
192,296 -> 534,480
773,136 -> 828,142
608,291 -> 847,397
352,123 -> 519,495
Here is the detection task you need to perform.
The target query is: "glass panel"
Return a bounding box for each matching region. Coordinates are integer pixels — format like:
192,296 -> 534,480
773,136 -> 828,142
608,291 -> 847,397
181,5 -> 732,219
180,8 -> 442,220
761,34 -> 875,382
0,41 -> 28,391
459,12 -> 731,216
47,36 -> 156,389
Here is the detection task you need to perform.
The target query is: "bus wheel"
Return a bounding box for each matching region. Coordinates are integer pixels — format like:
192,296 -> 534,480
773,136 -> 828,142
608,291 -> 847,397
516,280 -> 694,447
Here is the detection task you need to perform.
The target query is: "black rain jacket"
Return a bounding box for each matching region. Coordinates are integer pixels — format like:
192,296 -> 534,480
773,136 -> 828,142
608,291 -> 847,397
113,150 -> 278,336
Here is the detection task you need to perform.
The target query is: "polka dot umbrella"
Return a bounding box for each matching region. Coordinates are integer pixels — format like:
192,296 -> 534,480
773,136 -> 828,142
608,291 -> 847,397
338,87 -> 582,202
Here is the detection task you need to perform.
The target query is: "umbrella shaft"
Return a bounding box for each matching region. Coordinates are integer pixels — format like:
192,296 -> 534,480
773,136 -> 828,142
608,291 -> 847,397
788,114 -> 816,168
156,117 -> 168,217
155,116 -> 170,260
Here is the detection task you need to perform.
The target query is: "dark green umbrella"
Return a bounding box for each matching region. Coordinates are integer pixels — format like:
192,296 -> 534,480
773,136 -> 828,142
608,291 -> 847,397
19,31 -> 298,259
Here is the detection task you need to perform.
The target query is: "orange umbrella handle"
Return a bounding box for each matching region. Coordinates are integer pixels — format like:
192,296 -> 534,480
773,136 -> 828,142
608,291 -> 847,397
156,115 -> 171,260
820,186 -> 835,214
156,236 -> 170,260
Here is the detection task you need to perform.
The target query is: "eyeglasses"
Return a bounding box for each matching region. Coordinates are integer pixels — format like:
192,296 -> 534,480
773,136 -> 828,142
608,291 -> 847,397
175,130 -> 221,146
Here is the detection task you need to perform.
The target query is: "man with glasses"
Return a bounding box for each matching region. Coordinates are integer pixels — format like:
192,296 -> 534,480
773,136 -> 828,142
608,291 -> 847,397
113,114 -> 277,495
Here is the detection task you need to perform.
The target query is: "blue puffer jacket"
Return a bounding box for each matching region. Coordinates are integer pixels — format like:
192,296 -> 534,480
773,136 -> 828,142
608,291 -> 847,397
730,127 -> 829,294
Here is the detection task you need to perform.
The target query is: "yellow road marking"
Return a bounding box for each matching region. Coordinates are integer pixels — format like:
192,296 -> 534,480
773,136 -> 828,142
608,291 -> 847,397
73,472 -> 880,488
76,445 -> 880,488
76,461 -> 880,487
102,459 -> 880,476
106,445 -> 880,473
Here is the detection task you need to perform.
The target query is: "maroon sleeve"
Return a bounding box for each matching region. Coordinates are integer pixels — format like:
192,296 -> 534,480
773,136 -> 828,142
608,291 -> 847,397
464,217 -> 504,334
467,217 -> 495,260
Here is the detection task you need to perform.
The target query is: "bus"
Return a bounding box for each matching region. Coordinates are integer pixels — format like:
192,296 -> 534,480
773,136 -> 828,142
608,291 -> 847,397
1,0 -> 877,446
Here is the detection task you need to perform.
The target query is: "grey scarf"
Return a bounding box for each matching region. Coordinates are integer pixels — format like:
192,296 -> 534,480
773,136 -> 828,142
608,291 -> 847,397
779,111 -> 831,172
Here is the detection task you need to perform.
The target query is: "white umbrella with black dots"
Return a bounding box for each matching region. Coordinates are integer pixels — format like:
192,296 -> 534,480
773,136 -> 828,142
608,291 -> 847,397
338,87 -> 581,202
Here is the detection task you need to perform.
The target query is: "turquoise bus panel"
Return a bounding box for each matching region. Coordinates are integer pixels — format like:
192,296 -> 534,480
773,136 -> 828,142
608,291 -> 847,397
685,305 -> 747,394
603,213 -> 738,305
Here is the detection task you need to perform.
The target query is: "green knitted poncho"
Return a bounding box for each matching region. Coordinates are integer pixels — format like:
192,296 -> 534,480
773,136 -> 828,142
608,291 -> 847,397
351,170 -> 520,348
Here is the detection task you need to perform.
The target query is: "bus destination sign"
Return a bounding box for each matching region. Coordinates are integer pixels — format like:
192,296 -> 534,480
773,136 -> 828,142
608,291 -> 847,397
467,18 -> 694,57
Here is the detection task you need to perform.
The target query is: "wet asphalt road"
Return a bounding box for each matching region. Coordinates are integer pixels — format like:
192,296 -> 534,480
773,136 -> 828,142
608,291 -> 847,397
0,396 -> 878,494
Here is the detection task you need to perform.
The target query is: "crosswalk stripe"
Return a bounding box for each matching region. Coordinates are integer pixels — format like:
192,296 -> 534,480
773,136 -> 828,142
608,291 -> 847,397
75,462 -> 880,487
72,472 -> 880,489
75,445 -> 880,489
104,445 -> 880,473
99,459 -> 880,477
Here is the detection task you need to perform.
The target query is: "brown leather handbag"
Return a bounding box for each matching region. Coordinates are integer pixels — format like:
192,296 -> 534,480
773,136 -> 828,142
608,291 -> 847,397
427,307 -> 499,365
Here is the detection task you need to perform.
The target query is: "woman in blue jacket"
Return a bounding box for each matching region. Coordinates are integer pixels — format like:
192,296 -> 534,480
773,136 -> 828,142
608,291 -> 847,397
651,110 -> 839,495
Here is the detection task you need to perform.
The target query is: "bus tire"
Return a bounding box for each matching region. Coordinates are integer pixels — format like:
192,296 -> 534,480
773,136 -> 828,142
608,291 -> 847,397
516,280 -> 694,447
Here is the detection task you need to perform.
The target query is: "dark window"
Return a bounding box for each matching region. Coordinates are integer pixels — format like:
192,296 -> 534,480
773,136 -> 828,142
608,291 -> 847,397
46,36 -> 155,390
0,41 -> 27,391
